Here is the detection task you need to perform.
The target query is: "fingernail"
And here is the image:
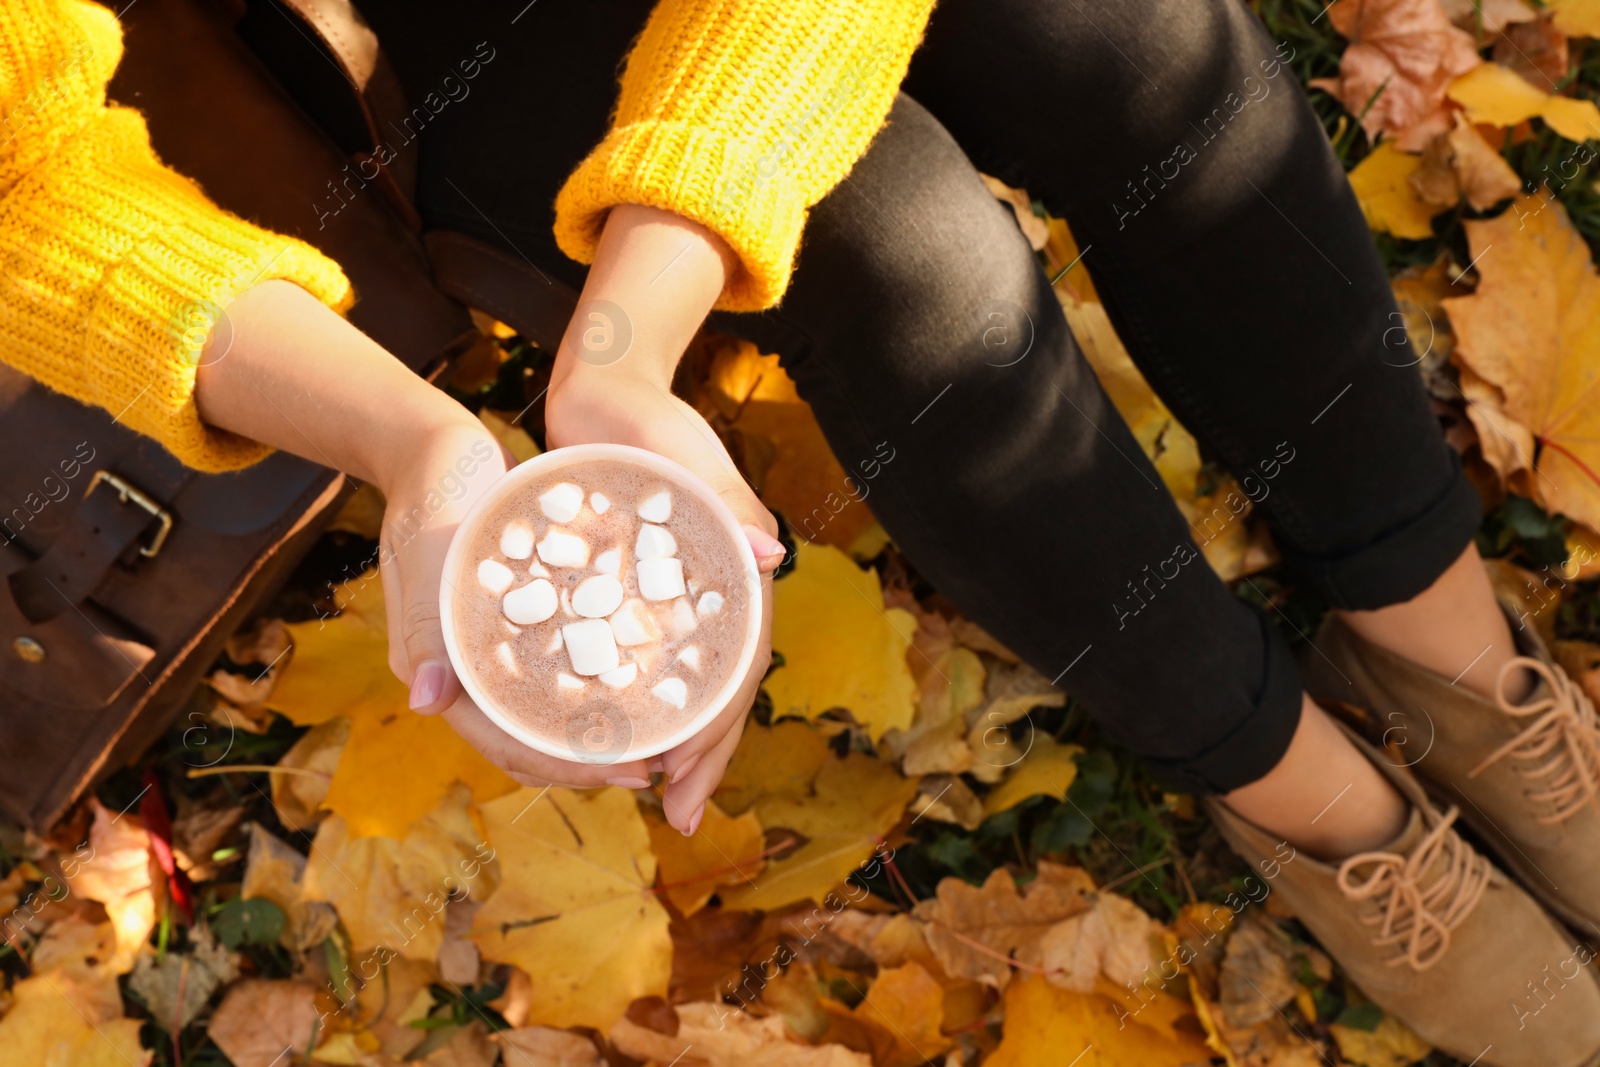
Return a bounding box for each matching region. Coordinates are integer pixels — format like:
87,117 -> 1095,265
648,758 -> 665,773
682,801 -> 705,837
606,776 -> 651,789
669,753 -> 702,785
408,661 -> 443,709
743,525 -> 786,563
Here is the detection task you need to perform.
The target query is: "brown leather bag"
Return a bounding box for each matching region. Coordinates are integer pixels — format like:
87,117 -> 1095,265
0,0 -> 576,830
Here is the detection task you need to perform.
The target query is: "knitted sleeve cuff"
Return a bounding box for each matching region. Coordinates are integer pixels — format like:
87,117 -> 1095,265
552,119 -> 810,313
3,108 -> 352,473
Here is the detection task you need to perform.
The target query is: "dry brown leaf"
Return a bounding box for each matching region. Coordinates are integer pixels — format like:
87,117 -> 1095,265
355,954 -> 438,1059
207,979 -> 323,1067
127,924 -> 238,1032
980,175 -> 1050,252
437,897 -> 482,985
169,801 -> 244,880
1410,114 -> 1523,210
909,775 -> 985,831
1218,914 -> 1297,1029
1444,194 -> 1600,530
1311,0 -> 1482,149
270,716 -> 346,832
1494,15 -> 1570,88
495,1026 -> 603,1066
1439,0 -> 1537,34
610,1002 -> 872,1067
1390,259 -> 1459,401
964,661 -> 1067,785
1039,892 -> 1162,993
914,862 -> 1096,987
1555,640 -> 1600,708
419,1020 -> 499,1067
239,824 -> 337,953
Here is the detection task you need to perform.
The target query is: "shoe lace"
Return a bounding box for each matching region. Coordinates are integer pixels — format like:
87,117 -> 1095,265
1469,657 -> 1600,823
1335,806 -> 1491,971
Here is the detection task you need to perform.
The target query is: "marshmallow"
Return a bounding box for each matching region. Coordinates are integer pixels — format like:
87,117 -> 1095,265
537,528 -> 590,568
599,662 -> 638,689
557,672 -> 586,692
478,559 -> 515,595
671,597 -> 698,635
637,557 -> 686,601
500,521 -> 535,560
539,482 -> 584,523
502,620 -> 522,637
502,578 -> 557,625
676,645 -> 701,671
590,491 -> 611,515
608,599 -> 661,646
635,523 -> 678,559
527,560 -> 550,579
573,574 -> 624,618
496,642 -> 519,676
638,490 -> 672,523
595,548 -> 622,576
546,629 -> 564,654
562,619 -> 619,676
697,591 -> 725,618
651,677 -> 687,709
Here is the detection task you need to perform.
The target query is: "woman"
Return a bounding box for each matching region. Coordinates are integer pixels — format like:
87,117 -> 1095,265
4,1 -> 1598,1062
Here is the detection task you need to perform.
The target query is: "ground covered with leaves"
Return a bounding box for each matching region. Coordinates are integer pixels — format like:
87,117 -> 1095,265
7,0 -> 1600,1064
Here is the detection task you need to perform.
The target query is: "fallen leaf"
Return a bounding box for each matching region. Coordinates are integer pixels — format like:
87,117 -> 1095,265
648,799 -> 766,915
1548,0 -> 1600,37
914,863 -> 1096,987
1040,892 -> 1161,993
1494,15 -> 1570,88
1440,0 -> 1537,33
886,634 -> 986,777
1410,114 -> 1523,211
834,962 -> 953,1067
479,408 -> 540,464
1391,258 -> 1459,400
169,800 -> 244,881
472,786 -> 670,1031
1443,194 -> 1600,529
719,752 -> 918,911
0,971 -> 148,1067
1448,62 -> 1600,142
982,736 -> 1083,816
437,897 -> 482,985
1311,0 -> 1481,148
207,979 -> 322,1067
667,905 -> 785,1003
496,1026 -> 603,1066
715,720 -> 834,817
964,660 -> 1067,785
240,824 -> 337,952
303,784 -> 499,963
225,618 -> 292,669
986,973 -> 1211,1067
68,798 -> 155,973
1218,914 -> 1297,1028
980,175 -> 1050,251
909,775 -> 985,831
1331,1011 -> 1434,1067
417,1019 -> 498,1067
355,954 -> 438,1059
270,716 -> 347,832
268,574 -> 515,838
610,1002 -> 872,1066
764,541 -> 919,741
127,924 -> 239,1031
1350,141 -> 1441,239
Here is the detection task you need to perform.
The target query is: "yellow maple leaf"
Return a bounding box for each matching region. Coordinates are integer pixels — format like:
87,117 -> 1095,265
0,972 -> 147,1067
720,751 -> 918,911
714,719 -> 834,817
987,974 -> 1212,1067
1348,142 -> 1441,240
1448,62 -> 1600,142
471,786 -> 670,1031
982,736 -> 1083,816
844,962 -> 954,1067
765,541 -> 918,740
301,783 -> 498,963
647,798 -> 766,916
1442,194 -> 1600,530
268,573 -> 515,838
1549,0 -> 1600,35
1331,1012 -> 1433,1067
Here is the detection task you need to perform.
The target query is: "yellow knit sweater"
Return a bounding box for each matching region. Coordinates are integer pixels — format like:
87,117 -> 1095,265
1,0 -> 930,471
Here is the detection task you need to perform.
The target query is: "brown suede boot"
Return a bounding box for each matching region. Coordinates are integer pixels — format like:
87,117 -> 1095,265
1205,726 -> 1600,1067
1306,609 -> 1600,937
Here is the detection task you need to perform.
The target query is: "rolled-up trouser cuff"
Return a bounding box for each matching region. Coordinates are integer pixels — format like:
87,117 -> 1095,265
1276,455 -> 1482,612
1142,610 -> 1306,795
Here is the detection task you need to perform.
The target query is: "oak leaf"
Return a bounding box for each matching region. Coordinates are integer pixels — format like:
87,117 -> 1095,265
1311,0 -> 1481,149
914,862 -> 1096,987
764,541 -> 919,740
986,973 -> 1212,1067
1442,194 -> 1600,530
471,786 -> 670,1031
268,574 -> 515,838
719,752 -> 918,911
1039,892 -> 1161,993
647,798 -> 766,915
1448,61 -> 1600,142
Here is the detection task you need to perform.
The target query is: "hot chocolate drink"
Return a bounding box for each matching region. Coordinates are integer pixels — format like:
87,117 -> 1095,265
441,445 -> 761,763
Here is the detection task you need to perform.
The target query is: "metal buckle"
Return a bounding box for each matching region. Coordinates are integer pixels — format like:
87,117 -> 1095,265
85,470 -> 174,559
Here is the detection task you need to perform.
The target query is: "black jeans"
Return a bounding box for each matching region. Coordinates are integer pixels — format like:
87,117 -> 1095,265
366,0 -> 1482,793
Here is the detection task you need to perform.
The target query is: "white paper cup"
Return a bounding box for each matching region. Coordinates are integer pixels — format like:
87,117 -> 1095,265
439,443 -> 764,765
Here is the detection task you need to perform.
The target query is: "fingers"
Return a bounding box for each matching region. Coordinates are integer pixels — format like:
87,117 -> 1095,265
392,520 -> 464,715
442,696 -> 653,787
660,702 -> 750,834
